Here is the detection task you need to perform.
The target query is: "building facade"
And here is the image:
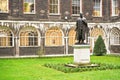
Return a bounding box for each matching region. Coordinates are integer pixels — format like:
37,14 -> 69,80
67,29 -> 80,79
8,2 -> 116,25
0,0 -> 120,56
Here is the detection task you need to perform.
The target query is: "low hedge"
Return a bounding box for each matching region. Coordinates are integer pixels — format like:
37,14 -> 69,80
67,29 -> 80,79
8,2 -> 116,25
44,63 -> 120,73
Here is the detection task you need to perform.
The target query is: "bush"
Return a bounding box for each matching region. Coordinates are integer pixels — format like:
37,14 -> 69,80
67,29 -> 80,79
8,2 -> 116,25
93,35 -> 107,56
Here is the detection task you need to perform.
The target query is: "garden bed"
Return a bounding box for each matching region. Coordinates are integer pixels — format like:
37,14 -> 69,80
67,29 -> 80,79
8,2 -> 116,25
44,63 -> 120,73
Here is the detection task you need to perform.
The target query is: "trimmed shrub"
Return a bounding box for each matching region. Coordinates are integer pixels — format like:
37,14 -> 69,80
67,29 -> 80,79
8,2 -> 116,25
93,35 -> 107,56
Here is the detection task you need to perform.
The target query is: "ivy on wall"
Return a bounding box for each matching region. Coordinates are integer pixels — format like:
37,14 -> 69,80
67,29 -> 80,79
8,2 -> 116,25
0,26 -> 12,34
20,26 -> 37,32
0,26 -> 11,31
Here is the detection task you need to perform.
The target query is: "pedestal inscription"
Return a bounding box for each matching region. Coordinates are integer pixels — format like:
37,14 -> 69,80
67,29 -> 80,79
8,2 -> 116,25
73,45 -> 90,64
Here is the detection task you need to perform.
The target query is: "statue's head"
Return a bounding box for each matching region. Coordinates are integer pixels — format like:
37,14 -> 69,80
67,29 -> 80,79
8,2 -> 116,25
80,13 -> 83,18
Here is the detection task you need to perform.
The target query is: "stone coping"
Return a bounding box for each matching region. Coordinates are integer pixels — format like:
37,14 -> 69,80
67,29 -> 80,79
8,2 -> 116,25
0,54 -> 73,58
73,44 -> 90,49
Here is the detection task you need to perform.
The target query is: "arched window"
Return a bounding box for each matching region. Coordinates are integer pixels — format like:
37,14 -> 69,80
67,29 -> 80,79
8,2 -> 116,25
28,32 -> 38,46
110,28 -> 120,45
90,27 -> 104,38
0,27 -> 13,47
68,28 -> 76,46
20,26 -> 39,46
90,27 -> 105,52
45,27 -> 63,46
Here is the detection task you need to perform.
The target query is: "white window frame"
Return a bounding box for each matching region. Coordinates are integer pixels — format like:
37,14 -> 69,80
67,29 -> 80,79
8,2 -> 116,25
111,0 -> 119,16
110,30 -> 120,45
19,32 -> 39,47
23,0 -> 36,14
0,32 -> 14,47
45,29 -> 64,46
49,0 -> 60,15
0,0 -> 9,13
93,0 -> 102,17
72,0 -> 82,16
20,36 -> 38,47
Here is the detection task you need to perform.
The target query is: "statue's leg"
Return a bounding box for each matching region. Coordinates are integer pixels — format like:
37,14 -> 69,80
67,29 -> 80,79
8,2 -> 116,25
82,39 -> 84,43
78,37 -> 80,43
79,35 -> 82,43
79,39 -> 81,43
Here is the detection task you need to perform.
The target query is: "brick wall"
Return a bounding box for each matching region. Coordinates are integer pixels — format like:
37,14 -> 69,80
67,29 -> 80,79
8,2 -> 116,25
68,46 -> 73,54
45,46 -> 64,55
19,47 -> 40,56
110,45 -> 120,53
0,0 -> 119,22
0,47 -> 14,56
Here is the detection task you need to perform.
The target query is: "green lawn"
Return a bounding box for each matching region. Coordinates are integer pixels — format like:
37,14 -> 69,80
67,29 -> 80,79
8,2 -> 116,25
0,55 -> 120,80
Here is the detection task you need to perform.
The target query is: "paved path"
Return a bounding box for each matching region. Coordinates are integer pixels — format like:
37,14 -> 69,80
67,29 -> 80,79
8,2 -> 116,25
0,54 -> 73,58
0,53 -> 120,58
110,53 -> 120,55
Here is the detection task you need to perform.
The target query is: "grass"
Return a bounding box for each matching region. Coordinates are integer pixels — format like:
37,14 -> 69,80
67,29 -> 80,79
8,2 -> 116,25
0,55 -> 120,80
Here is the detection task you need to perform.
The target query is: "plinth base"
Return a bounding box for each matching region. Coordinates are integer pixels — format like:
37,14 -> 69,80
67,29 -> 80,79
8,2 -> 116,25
73,44 -> 90,64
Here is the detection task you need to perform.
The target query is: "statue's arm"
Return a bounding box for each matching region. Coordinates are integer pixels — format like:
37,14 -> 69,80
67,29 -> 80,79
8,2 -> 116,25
83,20 -> 89,32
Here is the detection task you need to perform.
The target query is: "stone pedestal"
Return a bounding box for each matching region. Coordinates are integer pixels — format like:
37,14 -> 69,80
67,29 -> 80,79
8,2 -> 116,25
73,44 -> 90,64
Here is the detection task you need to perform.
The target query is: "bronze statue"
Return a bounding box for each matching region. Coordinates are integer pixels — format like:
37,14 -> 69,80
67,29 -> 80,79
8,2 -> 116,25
75,13 -> 89,44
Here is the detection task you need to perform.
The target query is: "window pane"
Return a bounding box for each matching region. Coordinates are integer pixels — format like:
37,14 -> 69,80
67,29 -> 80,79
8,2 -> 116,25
112,0 -> 119,16
45,27 -> 63,46
0,31 -> 13,47
23,0 -> 35,13
93,0 -> 101,16
72,0 -> 80,14
49,0 -> 59,14
0,0 -> 8,13
20,31 -> 38,46
110,28 -> 120,45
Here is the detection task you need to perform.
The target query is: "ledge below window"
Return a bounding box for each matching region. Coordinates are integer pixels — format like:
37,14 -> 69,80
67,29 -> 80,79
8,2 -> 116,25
49,13 -> 61,16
